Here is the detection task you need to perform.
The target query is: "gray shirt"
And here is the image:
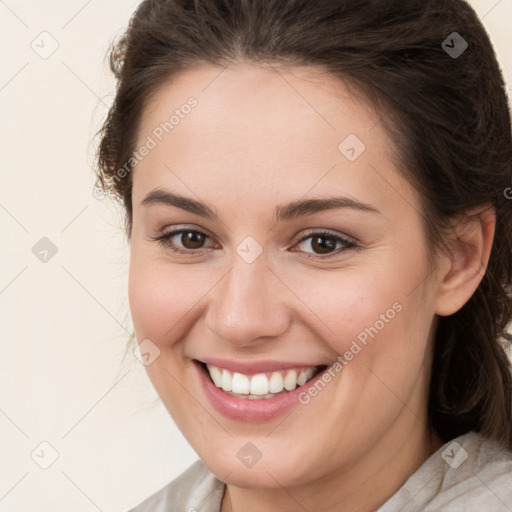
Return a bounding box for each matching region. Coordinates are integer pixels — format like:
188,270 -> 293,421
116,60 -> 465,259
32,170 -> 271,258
128,431 -> 512,511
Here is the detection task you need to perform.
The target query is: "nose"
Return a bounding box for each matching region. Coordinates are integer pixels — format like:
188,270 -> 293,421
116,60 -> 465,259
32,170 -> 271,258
204,253 -> 291,347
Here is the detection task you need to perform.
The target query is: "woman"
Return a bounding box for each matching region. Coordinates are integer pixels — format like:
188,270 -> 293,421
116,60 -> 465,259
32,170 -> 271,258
96,0 -> 512,510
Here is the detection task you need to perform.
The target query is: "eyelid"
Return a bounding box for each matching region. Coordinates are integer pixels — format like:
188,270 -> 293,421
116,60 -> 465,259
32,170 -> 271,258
152,226 -> 357,258
291,229 -> 357,258
152,225 -> 218,253
293,227 -> 357,244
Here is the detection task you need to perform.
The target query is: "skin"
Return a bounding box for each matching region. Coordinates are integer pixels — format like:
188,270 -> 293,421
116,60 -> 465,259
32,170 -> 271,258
127,62 -> 495,512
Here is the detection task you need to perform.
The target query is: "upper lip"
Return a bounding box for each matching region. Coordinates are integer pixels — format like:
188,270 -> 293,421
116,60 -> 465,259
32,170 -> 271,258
196,357 -> 326,375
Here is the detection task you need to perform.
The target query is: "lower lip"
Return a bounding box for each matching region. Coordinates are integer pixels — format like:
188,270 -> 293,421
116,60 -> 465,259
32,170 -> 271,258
194,361 -> 325,422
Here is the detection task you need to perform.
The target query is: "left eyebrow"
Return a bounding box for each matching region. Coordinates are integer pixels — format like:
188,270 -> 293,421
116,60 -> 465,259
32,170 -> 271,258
273,196 -> 381,223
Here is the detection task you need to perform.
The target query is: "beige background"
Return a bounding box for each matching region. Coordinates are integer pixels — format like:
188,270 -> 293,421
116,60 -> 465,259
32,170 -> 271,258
0,1 -> 511,510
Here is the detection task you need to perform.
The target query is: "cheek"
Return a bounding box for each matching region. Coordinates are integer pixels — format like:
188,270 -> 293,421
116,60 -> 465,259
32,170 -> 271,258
128,250 -> 186,342
286,269 -> 403,347
284,256 -> 432,370
128,250 -> 216,346
127,253 -> 199,405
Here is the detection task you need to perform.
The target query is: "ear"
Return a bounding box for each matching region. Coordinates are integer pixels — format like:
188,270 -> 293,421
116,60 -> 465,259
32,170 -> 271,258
434,204 -> 496,317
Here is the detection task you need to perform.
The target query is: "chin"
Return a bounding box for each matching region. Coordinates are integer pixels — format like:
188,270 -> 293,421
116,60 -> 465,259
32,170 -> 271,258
194,436 -> 315,489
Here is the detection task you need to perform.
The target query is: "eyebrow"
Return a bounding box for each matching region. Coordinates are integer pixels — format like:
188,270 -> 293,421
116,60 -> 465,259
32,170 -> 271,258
141,188 -> 381,222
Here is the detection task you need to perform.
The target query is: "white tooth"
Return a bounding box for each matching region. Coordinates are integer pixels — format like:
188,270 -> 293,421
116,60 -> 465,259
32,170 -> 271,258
250,374 -> 269,395
221,369 -> 233,392
269,371 -> 284,393
207,364 -> 222,387
296,369 -> 308,386
231,372 -> 250,394
305,367 -> 316,381
213,366 -> 318,396
283,369 -> 298,391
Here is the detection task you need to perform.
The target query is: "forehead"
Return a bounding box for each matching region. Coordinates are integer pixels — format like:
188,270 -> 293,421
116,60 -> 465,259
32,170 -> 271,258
132,62 -> 415,218
138,62 -> 381,143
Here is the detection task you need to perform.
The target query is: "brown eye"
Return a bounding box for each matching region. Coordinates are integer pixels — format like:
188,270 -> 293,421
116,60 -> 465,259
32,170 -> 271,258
309,235 -> 338,254
180,231 -> 207,249
153,229 -> 216,255
294,231 -> 356,258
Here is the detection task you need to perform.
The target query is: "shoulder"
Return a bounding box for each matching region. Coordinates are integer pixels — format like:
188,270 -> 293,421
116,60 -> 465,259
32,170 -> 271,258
127,459 -> 225,512
380,431 -> 512,512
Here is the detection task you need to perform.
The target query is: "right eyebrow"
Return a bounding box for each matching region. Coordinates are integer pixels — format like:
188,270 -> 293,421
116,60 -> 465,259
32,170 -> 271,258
141,189 -> 218,219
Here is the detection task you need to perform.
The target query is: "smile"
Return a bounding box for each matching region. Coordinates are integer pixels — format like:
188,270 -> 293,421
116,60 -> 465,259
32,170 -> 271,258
204,363 -> 323,399
194,359 -> 329,421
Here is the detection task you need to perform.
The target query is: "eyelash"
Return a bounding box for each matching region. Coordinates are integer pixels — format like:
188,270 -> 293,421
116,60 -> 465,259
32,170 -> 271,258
151,228 -> 357,259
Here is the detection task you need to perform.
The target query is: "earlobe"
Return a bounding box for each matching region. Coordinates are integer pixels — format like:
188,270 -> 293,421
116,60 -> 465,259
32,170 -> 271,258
434,204 -> 496,317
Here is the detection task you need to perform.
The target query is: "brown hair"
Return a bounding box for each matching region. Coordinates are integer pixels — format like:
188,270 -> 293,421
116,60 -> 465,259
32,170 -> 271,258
96,0 -> 512,448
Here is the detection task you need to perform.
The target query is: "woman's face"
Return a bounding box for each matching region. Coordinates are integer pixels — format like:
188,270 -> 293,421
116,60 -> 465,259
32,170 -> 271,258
128,63 -> 444,490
